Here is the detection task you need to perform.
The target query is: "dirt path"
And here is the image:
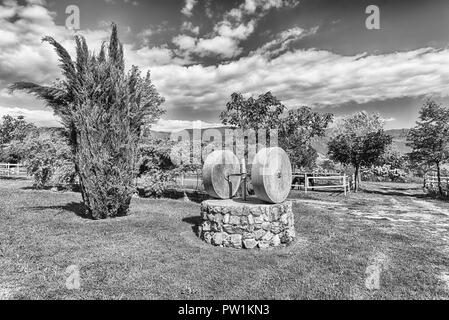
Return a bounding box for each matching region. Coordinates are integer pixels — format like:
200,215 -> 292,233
291,182 -> 449,294
293,182 -> 449,226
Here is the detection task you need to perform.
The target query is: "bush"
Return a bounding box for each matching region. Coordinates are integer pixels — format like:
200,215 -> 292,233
18,131 -> 75,189
362,165 -> 408,183
139,169 -> 177,197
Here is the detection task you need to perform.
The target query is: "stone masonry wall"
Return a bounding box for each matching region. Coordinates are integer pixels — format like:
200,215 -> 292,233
197,199 -> 296,249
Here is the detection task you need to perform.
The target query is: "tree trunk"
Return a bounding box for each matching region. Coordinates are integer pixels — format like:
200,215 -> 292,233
354,165 -> 360,192
436,161 -> 443,196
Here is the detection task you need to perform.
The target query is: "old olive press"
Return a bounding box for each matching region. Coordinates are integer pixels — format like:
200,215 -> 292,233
198,147 -> 296,249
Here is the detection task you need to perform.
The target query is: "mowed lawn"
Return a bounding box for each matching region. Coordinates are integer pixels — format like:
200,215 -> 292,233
1,178 -> 449,300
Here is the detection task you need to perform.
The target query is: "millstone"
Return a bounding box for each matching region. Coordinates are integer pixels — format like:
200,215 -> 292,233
203,150 -> 241,199
251,147 -> 292,204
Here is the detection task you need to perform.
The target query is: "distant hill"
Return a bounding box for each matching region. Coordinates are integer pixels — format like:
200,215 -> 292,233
311,128 -> 411,158
149,127 -> 412,158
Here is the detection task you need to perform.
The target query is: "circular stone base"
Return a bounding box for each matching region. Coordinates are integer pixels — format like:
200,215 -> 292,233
197,198 -> 296,249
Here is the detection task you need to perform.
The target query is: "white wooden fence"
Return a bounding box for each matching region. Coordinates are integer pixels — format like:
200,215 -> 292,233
0,163 -> 27,177
292,172 -> 351,196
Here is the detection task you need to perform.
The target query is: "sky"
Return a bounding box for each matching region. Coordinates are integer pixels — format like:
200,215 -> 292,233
1,0 -> 449,131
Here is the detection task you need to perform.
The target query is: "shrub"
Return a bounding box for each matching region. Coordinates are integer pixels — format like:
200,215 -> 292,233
362,165 -> 408,182
19,131 -> 74,189
139,169 -> 177,197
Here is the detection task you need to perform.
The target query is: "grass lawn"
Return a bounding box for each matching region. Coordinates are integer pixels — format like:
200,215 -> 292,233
1,178 -> 449,299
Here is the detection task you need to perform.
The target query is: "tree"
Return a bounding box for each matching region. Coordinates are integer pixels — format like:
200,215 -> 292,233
375,148 -> 406,170
10,24 -> 164,219
279,107 -> 333,170
0,115 -> 37,163
220,91 -> 286,131
328,111 -> 392,192
220,93 -> 333,169
137,136 -> 179,197
407,99 -> 449,196
17,130 -> 74,189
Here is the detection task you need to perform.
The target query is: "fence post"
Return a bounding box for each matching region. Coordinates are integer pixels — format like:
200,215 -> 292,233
343,175 -> 347,196
304,173 -> 308,194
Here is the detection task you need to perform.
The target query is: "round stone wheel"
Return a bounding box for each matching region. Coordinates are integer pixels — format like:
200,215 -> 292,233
251,147 -> 292,204
203,150 -> 242,199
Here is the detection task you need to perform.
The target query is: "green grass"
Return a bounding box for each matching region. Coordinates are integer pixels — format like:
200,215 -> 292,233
1,179 -> 448,299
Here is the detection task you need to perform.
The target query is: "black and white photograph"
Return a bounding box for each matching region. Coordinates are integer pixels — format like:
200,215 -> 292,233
1,0 -> 449,305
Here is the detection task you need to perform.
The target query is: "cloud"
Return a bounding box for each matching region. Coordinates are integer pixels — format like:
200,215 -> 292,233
0,1 -> 111,85
181,21 -> 199,35
181,0 -> 198,17
125,44 -> 189,67
173,34 -> 243,58
144,47 -> 449,119
174,0 -> 300,58
0,105 -> 60,127
254,26 -> 319,57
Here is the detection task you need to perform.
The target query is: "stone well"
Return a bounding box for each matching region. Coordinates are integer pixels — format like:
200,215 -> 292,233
197,198 -> 296,249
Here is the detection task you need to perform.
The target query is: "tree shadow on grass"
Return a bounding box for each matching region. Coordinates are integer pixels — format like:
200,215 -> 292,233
0,176 -> 29,181
25,202 -> 93,220
20,185 -> 81,192
182,216 -> 201,235
360,188 -> 428,199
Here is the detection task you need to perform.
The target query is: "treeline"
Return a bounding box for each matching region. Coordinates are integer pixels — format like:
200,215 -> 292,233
3,96 -> 447,195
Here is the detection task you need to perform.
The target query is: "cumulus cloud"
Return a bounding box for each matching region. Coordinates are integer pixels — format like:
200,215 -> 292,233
124,44 -> 189,67
144,47 -> 449,117
181,0 -> 198,17
181,21 -> 199,35
254,26 -> 319,57
174,0 -> 299,58
0,1 -> 111,85
0,105 -> 60,127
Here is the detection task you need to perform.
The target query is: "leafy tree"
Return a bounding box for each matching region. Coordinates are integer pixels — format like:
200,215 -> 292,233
321,159 -> 337,172
17,130 -> 74,189
280,107 -> 333,170
10,24 -> 164,219
137,136 -> 179,197
138,136 -> 176,176
328,111 -> 392,191
407,99 -> 449,195
219,91 -> 285,132
220,93 -> 333,169
375,147 -> 407,170
0,115 -> 37,163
